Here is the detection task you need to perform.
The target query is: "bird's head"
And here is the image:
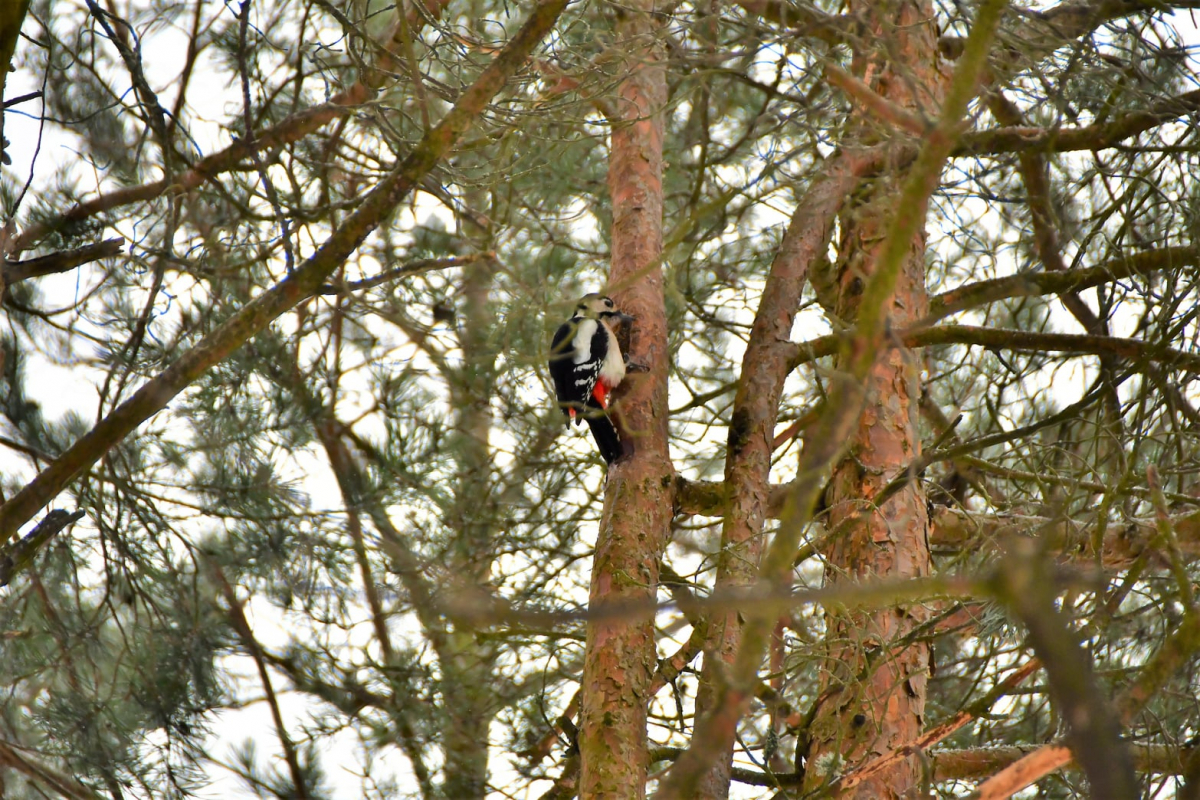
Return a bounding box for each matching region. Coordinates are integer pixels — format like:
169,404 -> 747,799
573,293 -> 635,325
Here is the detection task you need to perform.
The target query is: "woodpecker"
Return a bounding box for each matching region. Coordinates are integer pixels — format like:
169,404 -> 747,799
548,293 -> 634,464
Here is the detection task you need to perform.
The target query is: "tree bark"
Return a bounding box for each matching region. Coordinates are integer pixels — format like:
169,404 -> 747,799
577,2 -> 671,796
801,0 -> 943,794
442,259 -> 497,797
692,152 -> 880,799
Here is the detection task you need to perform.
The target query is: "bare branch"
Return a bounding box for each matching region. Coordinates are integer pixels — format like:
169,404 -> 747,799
674,481 -> 1200,569
988,541 -> 1138,797
211,562 -> 311,799
975,605 -> 1200,794
3,237 -> 124,285
925,246 -> 1199,324
958,89 -> 1200,156
788,324 -> 1200,374
317,254 -> 493,295
0,736 -> 103,800
647,742 -> 1189,786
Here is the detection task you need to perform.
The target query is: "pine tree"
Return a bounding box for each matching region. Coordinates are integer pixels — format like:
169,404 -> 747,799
1,0 -> 1199,798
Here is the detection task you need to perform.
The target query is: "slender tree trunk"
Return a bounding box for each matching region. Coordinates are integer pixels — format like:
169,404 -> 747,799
442,260 -> 497,798
801,0 -> 943,794
577,2 -> 671,796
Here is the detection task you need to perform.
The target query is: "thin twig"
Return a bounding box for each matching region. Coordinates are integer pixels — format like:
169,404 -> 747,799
317,254 -> 492,295
211,562 -> 311,799
238,0 -> 296,272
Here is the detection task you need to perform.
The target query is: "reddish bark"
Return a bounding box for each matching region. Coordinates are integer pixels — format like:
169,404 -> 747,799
577,1 -> 671,796
800,0 -> 943,794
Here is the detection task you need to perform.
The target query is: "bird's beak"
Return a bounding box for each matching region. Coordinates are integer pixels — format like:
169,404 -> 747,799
616,311 -> 636,325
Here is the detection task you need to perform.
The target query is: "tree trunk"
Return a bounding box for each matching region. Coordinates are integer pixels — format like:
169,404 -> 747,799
577,1 -> 671,796
442,259 -> 497,798
801,0 -> 943,794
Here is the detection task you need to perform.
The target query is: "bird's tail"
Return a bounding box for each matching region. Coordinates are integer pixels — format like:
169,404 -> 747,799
585,414 -> 623,465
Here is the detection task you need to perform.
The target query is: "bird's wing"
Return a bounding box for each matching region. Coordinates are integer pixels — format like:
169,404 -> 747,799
549,320 -> 579,418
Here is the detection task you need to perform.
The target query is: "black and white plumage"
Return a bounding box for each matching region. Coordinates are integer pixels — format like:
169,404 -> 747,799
548,293 -> 633,464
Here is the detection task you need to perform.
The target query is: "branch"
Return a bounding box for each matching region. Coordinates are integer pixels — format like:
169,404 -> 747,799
675,480 -> 1200,569
211,562 -> 310,799
958,89 -> 1200,156
788,324 -> 1200,374
834,658 -> 1043,791
986,543 -> 1138,798
314,419 -> 445,649
975,743 -> 1070,797
932,505 -> 1200,568
0,0 -> 573,544
925,245 -> 1199,324
344,503 -> 436,799
0,736 -> 103,800
536,752 -> 581,800
731,0 -> 852,46
825,63 -> 927,135
1114,594 -> 1200,729
84,1 -> 173,158
520,691 -> 580,767
3,90 -> 41,109
984,90 -> 1104,334
735,0 -> 1194,82
0,0 -> 31,167
976,603 -> 1200,795
317,253 -> 492,295
647,742 -> 1188,786
0,508 -> 85,587
3,237 -> 125,285
960,454 -> 1200,505
938,744 -> 1185,782
941,0 -> 1196,75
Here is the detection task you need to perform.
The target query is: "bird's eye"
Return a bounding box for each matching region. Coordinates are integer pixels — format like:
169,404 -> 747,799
604,298 -> 614,307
